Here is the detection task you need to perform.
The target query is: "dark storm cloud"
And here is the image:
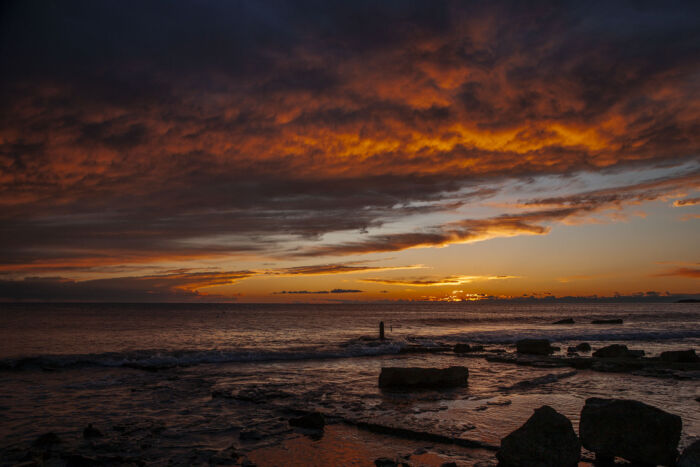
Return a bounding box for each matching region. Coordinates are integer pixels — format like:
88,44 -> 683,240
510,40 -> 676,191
0,270 -> 254,302
0,0 -> 699,284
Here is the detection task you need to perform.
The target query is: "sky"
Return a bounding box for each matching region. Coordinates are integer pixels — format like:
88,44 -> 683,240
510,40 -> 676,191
0,0 -> 698,302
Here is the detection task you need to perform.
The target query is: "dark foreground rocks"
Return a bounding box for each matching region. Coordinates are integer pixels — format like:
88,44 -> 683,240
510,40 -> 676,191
579,397 -> 682,466
516,339 -> 553,355
678,439 -> 700,467
454,343 -> 484,353
497,405 -> 580,467
591,319 -> 623,324
552,318 -> 575,324
378,366 -> 468,389
661,349 -> 699,363
592,344 -> 644,358
289,412 -> 325,430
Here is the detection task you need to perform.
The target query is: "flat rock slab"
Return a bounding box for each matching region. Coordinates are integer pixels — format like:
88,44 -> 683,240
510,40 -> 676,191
378,366 -> 468,389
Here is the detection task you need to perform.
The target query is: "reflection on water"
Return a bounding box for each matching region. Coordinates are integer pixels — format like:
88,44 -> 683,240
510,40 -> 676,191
0,302 -> 698,465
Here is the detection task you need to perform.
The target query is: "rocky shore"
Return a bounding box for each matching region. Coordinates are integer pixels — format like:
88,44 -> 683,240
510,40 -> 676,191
2,336 -> 697,467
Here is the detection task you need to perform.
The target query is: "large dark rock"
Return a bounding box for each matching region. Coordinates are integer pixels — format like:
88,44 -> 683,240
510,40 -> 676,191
378,366 -> 468,389
660,349 -> 699,363
579,397 -> 682,466
553,318 -> 575,324
592,344 -> 644,358
497,405 -> 580,467
678,439 -> 700,467
516,339 -> 554,355
575,343 -> 591,352
289,412 -> 325,430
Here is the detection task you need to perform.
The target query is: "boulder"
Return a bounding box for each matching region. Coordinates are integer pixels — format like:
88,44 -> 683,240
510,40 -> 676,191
678,439 -> 700,467
592,344 -> 644,358
289,412 -> 325,430
516,339 -> 553,355
579,397 -> 681,466
496,405 -> 580,467
591,319 -> 623,324
553,318 -> 575,324
575,343 -> 591,352
454,343 -> 484,353
378,366 -> 468,389
660,349 -> 699,363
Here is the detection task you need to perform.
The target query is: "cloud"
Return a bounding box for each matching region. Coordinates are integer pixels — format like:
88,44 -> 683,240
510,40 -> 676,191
653,267 -> 700,279
273,289 -> 362,295
268,263 -> 424,276
0,1 -> 698,285
298,171 -> 700,257
361,275 -> 518,287
0,270 -> 253,302
673,197 -> 700,207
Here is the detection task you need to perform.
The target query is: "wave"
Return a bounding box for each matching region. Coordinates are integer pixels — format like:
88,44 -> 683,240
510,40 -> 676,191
444,328 -> 700,344
0,340 -> 405,372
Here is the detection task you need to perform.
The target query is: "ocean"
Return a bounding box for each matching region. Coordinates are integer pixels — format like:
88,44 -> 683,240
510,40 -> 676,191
1,302 -> 699,466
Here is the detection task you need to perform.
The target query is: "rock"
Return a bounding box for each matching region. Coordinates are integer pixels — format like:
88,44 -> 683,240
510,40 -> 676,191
82,423 -> 102,439
579,397 -> 682,466
454,343 -> 484,353
32,432 -> 61,448
289,412 -> 325,430
496,405 -> 580,467
60,453 -> 98,467
660,349 -> 699,363
516,339 -> 553,355
678,439 -> 700,467
592,344 -> 644,358
567,347 -> 578,354
374,458 -> 398,467
553,318 -> 575,324
591,319 -> 623,324
239,430 -> 263,441
378,366 -> 468,389
575,343 -> 591,352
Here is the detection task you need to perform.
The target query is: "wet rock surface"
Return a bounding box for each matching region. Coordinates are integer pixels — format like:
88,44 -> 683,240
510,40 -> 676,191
496,405 -> 580,467
515,339 -> 553,355
579,397 -> 682,466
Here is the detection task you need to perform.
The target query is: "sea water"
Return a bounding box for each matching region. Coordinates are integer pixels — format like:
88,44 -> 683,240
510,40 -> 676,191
1,302 -> 698,465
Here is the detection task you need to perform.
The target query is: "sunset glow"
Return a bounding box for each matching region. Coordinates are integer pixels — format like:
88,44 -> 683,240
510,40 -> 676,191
1,1 -> 698,302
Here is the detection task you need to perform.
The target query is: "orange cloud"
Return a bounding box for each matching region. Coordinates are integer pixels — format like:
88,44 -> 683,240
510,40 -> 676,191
653,267 -> 700,279
361,275 -> 518,287
673,197 -> 700,207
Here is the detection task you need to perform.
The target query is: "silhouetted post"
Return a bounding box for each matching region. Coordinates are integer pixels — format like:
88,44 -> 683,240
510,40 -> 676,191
379,321 -> 385,340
